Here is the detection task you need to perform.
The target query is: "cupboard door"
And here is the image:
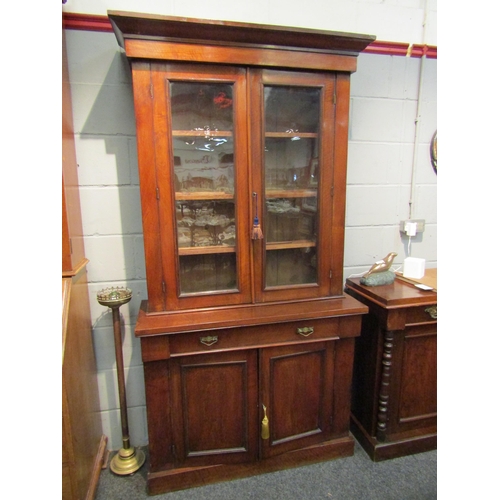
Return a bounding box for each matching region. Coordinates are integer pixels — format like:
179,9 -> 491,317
259,341 -> 335,458
150,63 -> 252,310
169,350 -> 258,467
249,70 -> 336,303
391,327 -> 437,435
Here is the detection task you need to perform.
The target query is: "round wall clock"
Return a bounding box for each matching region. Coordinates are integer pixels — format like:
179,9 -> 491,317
430,131 -> 437,172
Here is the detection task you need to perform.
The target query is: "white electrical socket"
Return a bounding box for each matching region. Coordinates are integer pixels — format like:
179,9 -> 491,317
399,219 -> 425,235
404,221 -> 417,236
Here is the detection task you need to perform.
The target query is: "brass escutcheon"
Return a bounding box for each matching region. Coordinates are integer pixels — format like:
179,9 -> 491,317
425,306 -> 437,319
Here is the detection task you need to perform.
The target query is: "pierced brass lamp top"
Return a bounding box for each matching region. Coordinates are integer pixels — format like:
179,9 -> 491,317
97,287 -> 132,308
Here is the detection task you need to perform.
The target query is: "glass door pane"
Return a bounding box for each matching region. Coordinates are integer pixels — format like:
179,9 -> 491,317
263,86 -> 321,288
170,82 -> 238,295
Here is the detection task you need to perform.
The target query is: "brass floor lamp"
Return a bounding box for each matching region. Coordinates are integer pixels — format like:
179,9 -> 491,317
97,287 -> 145,475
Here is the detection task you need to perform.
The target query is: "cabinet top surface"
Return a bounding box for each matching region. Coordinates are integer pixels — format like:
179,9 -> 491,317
107,10 -> 375,54
135,296 -> 368,336
345,276 -> 437,309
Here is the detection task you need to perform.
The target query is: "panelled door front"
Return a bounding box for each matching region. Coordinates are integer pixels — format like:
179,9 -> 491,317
169,349 -> 258,467
259,341 -> 335,458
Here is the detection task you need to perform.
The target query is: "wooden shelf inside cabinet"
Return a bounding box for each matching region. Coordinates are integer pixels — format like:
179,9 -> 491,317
266,240 -> 316,250
176,192 -> 234,200
265,132 -> 318,139
266,189 -> 317,198
173,130 -> 233,137
178,245 -> 236,255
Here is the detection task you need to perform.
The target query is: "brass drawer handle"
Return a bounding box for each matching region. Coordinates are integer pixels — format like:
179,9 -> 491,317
297,327 -> 314,337
425,306 -> 437,320
200,335 -> 218,347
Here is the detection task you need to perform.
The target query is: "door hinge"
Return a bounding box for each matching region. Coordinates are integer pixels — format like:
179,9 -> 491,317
162,281 -> 166,294
156,187 -> 160,200
333,92 -> 336,105
329,269 -> 333,279
150,83 -> 154,99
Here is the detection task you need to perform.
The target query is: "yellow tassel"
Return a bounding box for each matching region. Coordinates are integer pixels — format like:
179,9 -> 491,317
261,405 -> 270,440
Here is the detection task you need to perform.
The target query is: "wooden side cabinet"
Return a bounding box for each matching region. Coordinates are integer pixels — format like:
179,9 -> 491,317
344,276 -> 437,461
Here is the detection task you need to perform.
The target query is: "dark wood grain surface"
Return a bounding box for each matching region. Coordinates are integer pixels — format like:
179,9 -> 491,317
109,12 -> 372,494
345,276 -> 437,461
345,276 -> 437,308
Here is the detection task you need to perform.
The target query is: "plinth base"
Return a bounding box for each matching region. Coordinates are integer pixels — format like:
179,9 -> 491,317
147,435 -> 354,495
350,414 -> 436,461
110,447 -> 146,476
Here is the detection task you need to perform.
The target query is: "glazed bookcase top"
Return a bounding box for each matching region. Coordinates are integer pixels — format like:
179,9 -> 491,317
108,11 -> 375,314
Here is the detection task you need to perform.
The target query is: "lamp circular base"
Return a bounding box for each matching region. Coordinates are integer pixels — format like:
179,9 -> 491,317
110,447 -> 145,476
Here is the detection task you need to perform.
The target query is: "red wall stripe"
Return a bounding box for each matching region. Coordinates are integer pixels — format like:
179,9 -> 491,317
363,41 -> 410,57
62,12 -> 437,59
62,12 -> 114,32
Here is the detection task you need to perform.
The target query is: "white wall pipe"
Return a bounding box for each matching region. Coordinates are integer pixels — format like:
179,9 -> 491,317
408,0 -> 430,219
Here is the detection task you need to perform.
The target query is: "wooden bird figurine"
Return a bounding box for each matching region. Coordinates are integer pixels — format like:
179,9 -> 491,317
363,252 -> 397,278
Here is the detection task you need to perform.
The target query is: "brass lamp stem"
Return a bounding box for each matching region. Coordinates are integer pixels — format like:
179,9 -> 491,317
112,306 -> 131,450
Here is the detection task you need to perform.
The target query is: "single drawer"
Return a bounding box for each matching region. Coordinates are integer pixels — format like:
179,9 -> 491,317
168,317 -> 342,356
405,304 -> 437,325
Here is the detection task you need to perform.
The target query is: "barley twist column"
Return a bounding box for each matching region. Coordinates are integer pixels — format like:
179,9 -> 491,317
376,329 -> 394,442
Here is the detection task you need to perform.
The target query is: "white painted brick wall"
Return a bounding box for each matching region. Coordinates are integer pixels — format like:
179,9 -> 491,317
66,29 -> 149,449
346,52 -> 437,279
65,15 -> 436,449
